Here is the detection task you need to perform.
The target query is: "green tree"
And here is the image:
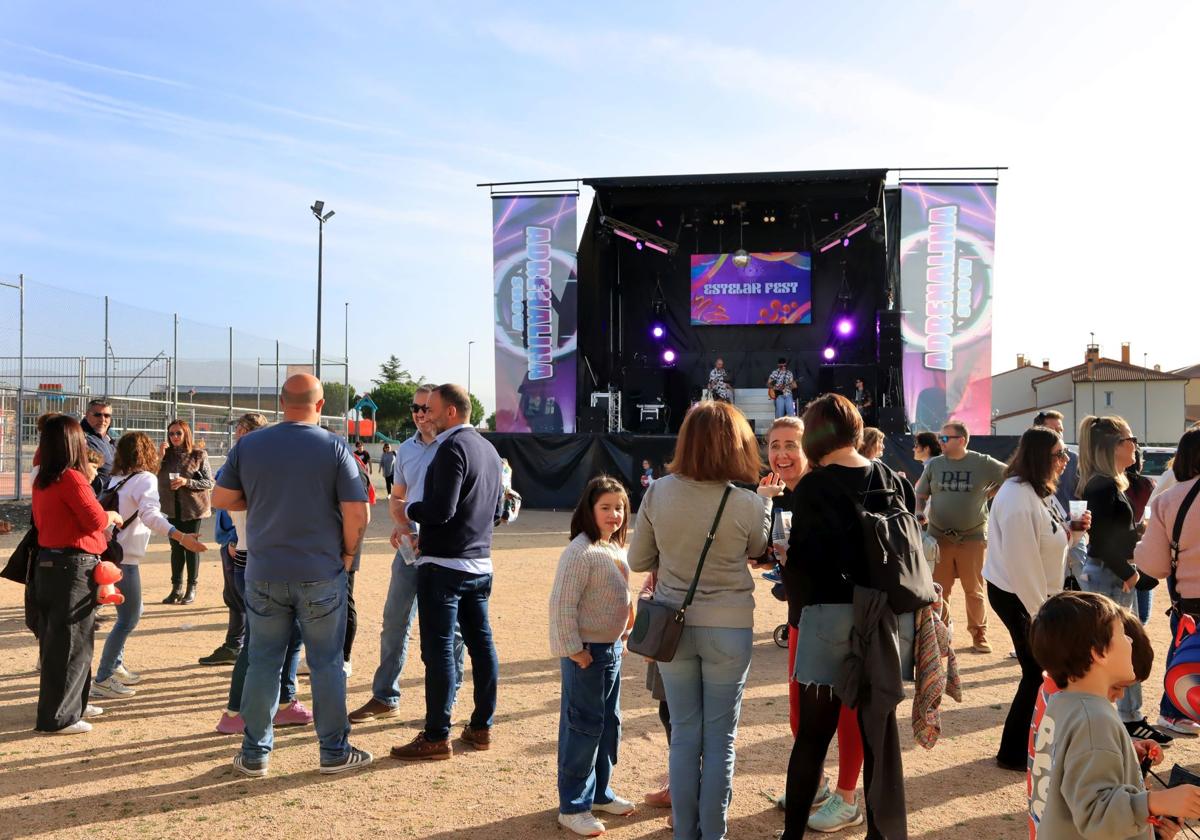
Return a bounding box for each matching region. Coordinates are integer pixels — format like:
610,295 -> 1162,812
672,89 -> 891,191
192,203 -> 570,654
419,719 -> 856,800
485,411 -> 497,431
373,355 -> 415,388
370,381 -> 420,438
469,393 -> 485,427
321,381 -> 357,417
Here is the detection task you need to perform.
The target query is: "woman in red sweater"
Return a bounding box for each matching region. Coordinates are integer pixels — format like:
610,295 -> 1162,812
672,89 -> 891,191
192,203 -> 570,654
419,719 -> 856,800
32,414 -> 123,735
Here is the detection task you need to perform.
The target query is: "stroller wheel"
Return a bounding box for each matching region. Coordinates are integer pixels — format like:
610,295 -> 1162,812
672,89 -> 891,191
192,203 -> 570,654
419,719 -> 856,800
773,623 -> 789,648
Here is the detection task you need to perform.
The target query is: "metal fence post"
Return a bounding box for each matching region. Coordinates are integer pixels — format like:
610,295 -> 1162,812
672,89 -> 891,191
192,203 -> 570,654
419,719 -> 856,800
11,274 -> 24,500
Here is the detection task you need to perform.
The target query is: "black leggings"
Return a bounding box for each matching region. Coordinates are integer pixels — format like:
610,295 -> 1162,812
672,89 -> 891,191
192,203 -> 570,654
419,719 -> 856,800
658,699 -> 671,743
168,517 -> 200,587
343,569 -> 357,662
988,582 -> 1044,767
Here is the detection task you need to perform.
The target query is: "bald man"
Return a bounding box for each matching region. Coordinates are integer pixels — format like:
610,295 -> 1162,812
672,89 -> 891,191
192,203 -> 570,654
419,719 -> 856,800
213,373 -> 373,777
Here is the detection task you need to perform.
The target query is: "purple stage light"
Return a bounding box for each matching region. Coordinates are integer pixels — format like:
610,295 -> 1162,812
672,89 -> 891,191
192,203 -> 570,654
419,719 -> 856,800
845,223 -> 867,238
822,346 -> 837,361
651,324 -> 665,339
819,239 -> 841,253
655,219 -> 664,228
836,317 -> 854,337
636,240 -> 644,250
662,349 -> 677,364
843,238 -> 850,247
645,240 -> 669,254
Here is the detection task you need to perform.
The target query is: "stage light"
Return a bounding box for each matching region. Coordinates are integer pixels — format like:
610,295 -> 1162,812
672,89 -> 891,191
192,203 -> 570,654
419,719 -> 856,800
732,248 -> 750,268
843,238 -> 850,247
836,317 -> 854,337
636,240 -> 644,250
845,223 -> 867,238
655,219 -> 663,228
662,349 -> 677,365
819,239 -> 841,253
651,324 -> 665,339
614,228 -> 638,243
822,347 -> 837,361
645,240 -> 669,254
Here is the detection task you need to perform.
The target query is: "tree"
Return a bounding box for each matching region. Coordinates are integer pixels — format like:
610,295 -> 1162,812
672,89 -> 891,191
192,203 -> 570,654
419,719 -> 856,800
321,381 -> 357,417
469,393 -> 485,427
373,355 -> 415,387
486,411 -> 497,431
371,381 -> 420,438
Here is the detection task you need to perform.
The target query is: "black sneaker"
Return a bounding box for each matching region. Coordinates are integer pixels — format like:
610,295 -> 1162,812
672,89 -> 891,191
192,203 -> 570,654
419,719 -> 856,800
319,746 -> 373,775
1125,717 -> 1174,746
199,645 -> 240,666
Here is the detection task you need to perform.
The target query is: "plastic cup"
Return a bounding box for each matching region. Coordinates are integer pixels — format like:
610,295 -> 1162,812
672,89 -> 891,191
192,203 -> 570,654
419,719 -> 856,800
1069,500 -> 1088,531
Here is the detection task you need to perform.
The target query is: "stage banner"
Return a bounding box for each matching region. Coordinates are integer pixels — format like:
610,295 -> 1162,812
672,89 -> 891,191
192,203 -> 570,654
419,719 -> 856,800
899,182 -> 996,433
492,194 -> 578,433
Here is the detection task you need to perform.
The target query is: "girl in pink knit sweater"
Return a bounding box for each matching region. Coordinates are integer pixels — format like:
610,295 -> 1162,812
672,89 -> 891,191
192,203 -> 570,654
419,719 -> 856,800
549,476 -> 636,837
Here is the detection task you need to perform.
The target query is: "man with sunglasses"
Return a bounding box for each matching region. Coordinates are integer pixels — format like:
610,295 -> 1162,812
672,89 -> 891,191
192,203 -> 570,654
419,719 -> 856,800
82,398 -> 116,495
349,385 -> 465,724
915,420 -> 1008,654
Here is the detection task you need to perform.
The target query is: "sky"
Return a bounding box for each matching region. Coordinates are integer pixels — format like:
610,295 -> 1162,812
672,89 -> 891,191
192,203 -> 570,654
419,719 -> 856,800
2,1 -> 1197,414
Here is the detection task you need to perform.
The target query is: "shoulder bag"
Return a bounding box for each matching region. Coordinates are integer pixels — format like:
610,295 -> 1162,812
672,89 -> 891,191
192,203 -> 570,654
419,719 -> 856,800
628,483 -> 734,662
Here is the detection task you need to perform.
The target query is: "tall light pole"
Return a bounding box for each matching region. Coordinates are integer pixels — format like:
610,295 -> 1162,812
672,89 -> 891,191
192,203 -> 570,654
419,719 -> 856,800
467,340 -> 476,401
311,200 -> 335,378
344,301 -> 350,434
1144,352 -> 1149,444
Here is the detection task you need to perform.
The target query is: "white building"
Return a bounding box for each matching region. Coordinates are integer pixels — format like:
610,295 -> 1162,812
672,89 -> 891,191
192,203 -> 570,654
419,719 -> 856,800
991,344 -> 1188,445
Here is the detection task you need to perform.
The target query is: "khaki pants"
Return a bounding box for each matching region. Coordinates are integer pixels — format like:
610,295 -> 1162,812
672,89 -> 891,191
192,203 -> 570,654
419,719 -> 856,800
933,537 -> 988,644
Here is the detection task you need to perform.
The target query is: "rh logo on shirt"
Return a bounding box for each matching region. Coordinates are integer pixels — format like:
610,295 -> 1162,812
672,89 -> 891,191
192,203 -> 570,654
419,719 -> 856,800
938,471 -> 974,493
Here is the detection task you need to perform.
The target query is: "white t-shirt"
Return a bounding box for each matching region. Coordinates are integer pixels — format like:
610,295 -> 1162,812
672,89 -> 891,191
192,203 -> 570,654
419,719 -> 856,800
983,477 -> 1071,616
108,471 -> 175,565
230,509 -> 250,552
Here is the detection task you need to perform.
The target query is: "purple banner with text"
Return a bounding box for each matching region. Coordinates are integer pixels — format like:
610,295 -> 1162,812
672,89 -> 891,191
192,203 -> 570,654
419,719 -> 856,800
899,182 -> 996,432
493,194 -> 578,433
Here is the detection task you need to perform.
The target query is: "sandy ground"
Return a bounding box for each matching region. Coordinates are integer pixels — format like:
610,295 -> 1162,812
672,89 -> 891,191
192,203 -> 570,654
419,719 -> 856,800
1,491 -> 1197,840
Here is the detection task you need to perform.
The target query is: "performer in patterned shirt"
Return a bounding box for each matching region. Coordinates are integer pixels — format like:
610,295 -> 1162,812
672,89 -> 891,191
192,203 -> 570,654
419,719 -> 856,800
707,358 -> 734,403
766,358 -> 796,418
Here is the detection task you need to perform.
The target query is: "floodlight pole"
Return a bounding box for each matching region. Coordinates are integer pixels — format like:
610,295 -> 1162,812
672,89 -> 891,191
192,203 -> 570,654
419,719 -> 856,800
1,275 -> 24,498
468,340 -> 476,401
312,202 -> 334,379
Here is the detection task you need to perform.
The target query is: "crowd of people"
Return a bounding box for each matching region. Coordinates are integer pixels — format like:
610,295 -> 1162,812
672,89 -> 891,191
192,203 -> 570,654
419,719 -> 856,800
14,380 -> 1200,839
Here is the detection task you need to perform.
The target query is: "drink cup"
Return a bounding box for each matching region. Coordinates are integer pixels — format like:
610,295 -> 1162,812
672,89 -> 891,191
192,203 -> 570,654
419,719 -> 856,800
169,472 -> 180,481
1069,500 -> 1088,531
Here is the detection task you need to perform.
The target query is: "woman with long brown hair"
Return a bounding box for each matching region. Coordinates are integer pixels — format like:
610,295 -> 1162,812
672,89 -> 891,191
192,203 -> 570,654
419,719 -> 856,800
158,419 -> 213,604
628,401 -> 770,839
94,432 -> 209,698
31,414 -> 123,734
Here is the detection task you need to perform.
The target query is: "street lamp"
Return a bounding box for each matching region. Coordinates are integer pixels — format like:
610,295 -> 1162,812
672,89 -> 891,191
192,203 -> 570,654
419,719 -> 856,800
467,340 -> 476,402
311,200 -> 335,378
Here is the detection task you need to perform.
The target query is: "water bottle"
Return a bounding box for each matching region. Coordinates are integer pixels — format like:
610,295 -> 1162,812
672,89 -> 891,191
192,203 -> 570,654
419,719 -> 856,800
399,534 -> 418,566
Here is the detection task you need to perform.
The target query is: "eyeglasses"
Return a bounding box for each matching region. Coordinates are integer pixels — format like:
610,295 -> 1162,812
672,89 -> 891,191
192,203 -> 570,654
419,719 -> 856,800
90,412 -> 113,419
411,404 -> 429,414
1120,436 -> 1139,445
1051,450 -> 1069,461
938,434 -> 964,443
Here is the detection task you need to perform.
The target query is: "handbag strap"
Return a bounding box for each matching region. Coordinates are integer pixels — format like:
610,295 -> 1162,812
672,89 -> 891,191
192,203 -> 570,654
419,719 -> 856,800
1168,479 -> 1200,612
678,483 -> 734,616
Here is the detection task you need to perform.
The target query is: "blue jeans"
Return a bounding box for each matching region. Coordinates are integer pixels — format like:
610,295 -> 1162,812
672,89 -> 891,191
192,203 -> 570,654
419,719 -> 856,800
558,641 -> 623,814
96,564 -> 143,683
657,625 -> 753,840
1137,588 -> 1154,626
416,563 -> 499,741
773,393 -> 794,418
228,564 -> 301,712
1079,561 -> 1142,722
241,572 -> 350,764
371,550 -> 465,708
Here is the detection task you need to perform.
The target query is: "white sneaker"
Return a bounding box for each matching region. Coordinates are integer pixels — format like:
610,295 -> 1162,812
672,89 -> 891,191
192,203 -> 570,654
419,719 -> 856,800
92,677 -> 136,698
592,796 -> 635,816
1158,714 -> 1200,736
48,720 -> 92,735
114,664 -> 142,685
83,704 -> 104,718
343,660 -> 353,678
557,812 -> 605,836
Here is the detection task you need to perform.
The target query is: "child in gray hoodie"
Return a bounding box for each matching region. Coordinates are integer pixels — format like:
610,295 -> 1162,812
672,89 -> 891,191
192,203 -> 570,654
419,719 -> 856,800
1029,591 -> 1200,839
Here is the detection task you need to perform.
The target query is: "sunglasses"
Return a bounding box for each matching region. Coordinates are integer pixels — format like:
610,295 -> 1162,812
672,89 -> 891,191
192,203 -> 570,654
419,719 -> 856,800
168,431 -> 184,437
938,434 -> 964,443
1051,449 -> 1069,461
411,404 -> 429,414
1120,436 -> 1139,446
90,412 -> 113,419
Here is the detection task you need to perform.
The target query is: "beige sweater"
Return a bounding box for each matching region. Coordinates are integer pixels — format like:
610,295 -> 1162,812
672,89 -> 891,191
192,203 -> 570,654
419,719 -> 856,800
628,475 -> 770,628
548,533 -> 632,657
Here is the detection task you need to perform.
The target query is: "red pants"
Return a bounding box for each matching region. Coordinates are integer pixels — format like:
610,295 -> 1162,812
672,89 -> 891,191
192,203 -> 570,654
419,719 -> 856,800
788,622 -> 864,791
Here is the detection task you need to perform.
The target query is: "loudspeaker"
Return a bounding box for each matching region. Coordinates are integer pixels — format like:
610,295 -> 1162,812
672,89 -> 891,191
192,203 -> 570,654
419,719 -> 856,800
817,364 -> 876,398
877,311 -> 903,368
577,407 -> 607,434
878,406 -> 908,434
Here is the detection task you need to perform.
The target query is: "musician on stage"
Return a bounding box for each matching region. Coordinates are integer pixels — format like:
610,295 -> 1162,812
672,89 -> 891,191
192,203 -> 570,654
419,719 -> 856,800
766,357 -> 796,417
852,377 -> 875,425
707,357 -> 734,403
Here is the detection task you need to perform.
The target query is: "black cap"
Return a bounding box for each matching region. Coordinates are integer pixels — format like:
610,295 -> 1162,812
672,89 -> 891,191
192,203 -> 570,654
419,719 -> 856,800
777,357 -> 787,365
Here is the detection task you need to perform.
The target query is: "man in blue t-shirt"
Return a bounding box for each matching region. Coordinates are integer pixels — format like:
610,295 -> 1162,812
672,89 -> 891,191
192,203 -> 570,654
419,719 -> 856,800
213,373 -> 372,778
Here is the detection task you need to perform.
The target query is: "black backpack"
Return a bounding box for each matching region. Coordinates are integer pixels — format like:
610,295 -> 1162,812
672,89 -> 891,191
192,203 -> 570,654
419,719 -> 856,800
847,463 -> 936,614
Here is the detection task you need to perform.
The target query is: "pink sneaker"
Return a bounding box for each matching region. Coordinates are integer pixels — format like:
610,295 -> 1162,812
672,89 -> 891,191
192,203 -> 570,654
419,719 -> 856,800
274,700 -> 313,727
216,712 -> 244,735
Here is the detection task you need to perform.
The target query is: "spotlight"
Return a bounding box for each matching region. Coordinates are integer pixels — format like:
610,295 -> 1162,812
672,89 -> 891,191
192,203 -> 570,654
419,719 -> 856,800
732,248 -> 750,268
636,240 -> 644,250
822,347 -> 837,361
836,318 -> 854,337
651,324 -> 665,339
662,349 -> 677,365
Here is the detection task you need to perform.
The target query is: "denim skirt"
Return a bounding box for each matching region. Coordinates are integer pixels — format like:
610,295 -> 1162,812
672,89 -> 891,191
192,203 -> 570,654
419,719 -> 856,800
793,602 -> 916,686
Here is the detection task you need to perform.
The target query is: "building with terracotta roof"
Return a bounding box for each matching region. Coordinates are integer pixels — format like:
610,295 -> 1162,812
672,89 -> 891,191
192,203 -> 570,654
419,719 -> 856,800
990,343 -> 1187,445
1172,363 -> 1200,425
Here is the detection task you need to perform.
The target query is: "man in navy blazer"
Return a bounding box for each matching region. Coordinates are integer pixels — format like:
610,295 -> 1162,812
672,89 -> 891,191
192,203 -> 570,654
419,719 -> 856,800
391,383 -> 503,761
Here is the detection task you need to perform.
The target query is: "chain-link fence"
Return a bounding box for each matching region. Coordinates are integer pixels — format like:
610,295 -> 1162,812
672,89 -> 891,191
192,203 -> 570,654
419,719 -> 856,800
0,274 -> 350,499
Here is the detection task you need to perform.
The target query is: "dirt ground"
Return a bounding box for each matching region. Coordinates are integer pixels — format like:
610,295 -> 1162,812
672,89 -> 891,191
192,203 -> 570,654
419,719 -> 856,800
1,489 -> 1197,840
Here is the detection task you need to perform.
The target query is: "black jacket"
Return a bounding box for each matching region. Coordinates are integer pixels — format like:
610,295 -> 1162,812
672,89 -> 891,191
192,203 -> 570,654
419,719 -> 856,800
82,419 -> 115,495
1082,475 -> 1139,581
408,426 -> 503,561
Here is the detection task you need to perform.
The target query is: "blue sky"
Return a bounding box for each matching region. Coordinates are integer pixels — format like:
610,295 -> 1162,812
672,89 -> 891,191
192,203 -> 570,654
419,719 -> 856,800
2,2 -> 1197,412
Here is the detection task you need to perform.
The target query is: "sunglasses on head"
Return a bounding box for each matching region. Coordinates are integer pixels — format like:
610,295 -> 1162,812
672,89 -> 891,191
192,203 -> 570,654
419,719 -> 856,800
411,404 -> 429,413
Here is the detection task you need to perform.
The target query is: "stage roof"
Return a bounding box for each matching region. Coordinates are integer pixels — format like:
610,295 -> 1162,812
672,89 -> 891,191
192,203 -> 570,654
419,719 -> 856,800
582,168 -> 888,190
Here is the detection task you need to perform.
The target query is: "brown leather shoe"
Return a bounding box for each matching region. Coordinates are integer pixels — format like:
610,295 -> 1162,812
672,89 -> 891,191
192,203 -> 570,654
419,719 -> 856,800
390,732 -> 452,761
349,698 -> 400,724
460,724 -> 491,751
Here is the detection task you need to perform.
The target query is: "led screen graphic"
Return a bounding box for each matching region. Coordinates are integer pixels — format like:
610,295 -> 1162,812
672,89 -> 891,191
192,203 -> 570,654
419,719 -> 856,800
492,194 -> 578,433
689,252 -> 813,326
899,182 -> 996,433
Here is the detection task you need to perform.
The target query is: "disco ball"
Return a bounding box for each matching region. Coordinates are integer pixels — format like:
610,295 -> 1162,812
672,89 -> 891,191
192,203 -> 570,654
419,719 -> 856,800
732,249 -> 750,268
